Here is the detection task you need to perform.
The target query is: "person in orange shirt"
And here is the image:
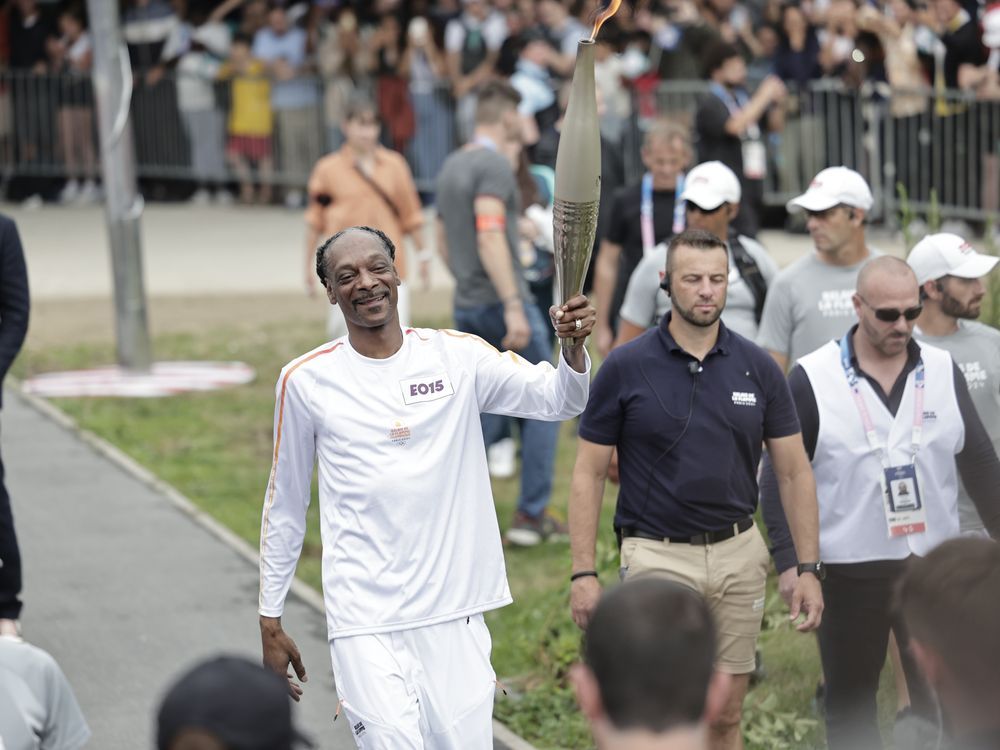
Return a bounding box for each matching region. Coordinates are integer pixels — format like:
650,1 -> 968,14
304,96 -> 429,338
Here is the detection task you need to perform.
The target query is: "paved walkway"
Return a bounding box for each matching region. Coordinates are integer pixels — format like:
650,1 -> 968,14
3,388 -> 356,748
3,388 -> 531,750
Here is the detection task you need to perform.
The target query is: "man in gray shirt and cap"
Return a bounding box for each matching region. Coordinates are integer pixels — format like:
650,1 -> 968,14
757,167 -> 878,371
615,160 -> 778,347
908,232 -> 1000,535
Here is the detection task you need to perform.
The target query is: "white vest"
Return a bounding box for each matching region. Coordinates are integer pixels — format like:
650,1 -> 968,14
800,340 -> 964,563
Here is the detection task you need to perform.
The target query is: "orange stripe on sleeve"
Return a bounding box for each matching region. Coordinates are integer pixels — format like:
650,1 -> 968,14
260,343 -> 342,557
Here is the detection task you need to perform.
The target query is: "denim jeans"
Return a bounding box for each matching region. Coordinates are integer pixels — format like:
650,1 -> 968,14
452,301 -> 560,519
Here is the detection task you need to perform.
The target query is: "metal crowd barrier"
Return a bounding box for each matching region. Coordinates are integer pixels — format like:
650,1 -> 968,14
626,78 -> 1000,227
0,70 -> 458,197
0,68 -> 997,226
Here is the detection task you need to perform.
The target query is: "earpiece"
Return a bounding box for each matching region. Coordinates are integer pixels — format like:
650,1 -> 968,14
659,274 -> 672,297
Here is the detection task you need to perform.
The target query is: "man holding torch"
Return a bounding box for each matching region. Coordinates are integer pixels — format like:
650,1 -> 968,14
259,225 -> 595,749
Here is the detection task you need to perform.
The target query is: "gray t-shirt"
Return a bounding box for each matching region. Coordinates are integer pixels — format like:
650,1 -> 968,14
756,250 -> 879,366
435,146 -> 529,310
915,319 -> 1000,531
618,235 -> 779,340
0,640 -> 90,750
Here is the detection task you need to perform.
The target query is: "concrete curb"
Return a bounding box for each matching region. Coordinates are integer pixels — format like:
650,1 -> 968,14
11,381 -> 541,750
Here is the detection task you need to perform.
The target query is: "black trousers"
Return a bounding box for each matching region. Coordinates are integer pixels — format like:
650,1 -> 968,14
818,559 -> 932,750
0,423 -> 22,621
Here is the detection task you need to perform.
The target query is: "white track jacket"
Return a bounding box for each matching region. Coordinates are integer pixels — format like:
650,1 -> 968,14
259,328 -> 591,639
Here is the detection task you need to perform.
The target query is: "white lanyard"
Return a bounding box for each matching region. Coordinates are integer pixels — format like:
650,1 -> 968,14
640,172 -> 686,256
839,335 -> 925,468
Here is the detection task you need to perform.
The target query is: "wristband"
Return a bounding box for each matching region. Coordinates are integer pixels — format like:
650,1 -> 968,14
476,213 -> 506,232
570,570 -> 598,582
415,249 -> 434,262
502,296 -> 522,308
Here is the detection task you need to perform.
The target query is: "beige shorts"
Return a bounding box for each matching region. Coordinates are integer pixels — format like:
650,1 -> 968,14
620,523 -> 770,674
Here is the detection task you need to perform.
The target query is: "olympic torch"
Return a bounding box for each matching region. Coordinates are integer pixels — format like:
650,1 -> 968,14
553,39 -> 602,353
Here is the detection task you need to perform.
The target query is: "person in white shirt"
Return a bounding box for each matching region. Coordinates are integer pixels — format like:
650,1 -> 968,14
258,225 -> 594,749
759,256 -> 1000,750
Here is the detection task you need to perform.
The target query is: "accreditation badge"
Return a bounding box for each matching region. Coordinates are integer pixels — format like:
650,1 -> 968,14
882,464 -> 927,537
742,140 -> 767,180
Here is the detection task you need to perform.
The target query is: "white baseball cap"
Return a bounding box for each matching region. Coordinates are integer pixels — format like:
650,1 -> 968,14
786,166 -> 874,213
907,233 -> 1000,285
680,161 -> 741,211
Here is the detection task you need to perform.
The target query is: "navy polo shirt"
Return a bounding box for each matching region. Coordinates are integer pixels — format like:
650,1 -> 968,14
579,313 -> 801,538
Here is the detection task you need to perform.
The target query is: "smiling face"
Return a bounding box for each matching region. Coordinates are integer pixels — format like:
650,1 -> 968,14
667,242 -> 729,328
322,230 -> 400,331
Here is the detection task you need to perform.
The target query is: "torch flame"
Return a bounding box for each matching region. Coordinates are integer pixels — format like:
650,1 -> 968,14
589,0 -> 624,41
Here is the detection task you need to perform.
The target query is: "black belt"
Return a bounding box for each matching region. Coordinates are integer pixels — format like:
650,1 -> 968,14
618,516 -> 754,546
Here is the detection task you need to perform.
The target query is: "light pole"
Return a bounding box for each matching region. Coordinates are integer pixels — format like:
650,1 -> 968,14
87,0 -> 152,371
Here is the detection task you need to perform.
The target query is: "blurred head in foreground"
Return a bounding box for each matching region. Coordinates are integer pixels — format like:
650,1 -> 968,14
571,578 -> 730,749
157,655 -> 314,750
896,538 -> 1000,744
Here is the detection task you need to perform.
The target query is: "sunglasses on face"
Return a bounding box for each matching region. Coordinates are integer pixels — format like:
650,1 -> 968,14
858,296 -> 922,322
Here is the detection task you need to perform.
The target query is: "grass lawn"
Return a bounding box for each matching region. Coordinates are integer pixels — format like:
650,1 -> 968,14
13,309 -> 903,749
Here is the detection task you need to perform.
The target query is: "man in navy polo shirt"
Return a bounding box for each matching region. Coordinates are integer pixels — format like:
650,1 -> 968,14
568,229 -> 824,750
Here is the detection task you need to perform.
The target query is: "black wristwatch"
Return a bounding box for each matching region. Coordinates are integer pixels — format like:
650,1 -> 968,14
797,562 -> 826,581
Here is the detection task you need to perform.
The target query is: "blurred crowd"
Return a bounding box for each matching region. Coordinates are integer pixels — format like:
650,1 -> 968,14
0,0 -> 997,213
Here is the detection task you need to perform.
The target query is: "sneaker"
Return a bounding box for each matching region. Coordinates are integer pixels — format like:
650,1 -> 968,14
284,189 -> 304,209
188,187 -> 212,206
20,194 -> 43,210
75,179 -> 99,205
58,179 -> 80,204
0,618 -> 22,641
213,189 -> 234,206
487,437 -> 516,479
505,511 -> 569,547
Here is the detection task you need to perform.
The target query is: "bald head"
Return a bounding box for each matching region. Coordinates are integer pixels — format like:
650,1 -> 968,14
857,256 -> 917,298
853,256 -> 921,359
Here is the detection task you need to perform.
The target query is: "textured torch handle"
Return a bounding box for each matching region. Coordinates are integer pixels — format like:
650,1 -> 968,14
553,197 -> 600,352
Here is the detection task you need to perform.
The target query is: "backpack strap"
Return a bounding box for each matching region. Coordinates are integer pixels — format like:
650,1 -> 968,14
729,234 -> 768,324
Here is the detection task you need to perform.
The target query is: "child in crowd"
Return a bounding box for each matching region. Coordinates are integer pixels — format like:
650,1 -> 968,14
52,5 -> 98,205
217,33 -> 273,204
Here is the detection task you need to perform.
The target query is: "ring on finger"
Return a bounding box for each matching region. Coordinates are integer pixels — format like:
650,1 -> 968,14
574,318 -> 582,331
